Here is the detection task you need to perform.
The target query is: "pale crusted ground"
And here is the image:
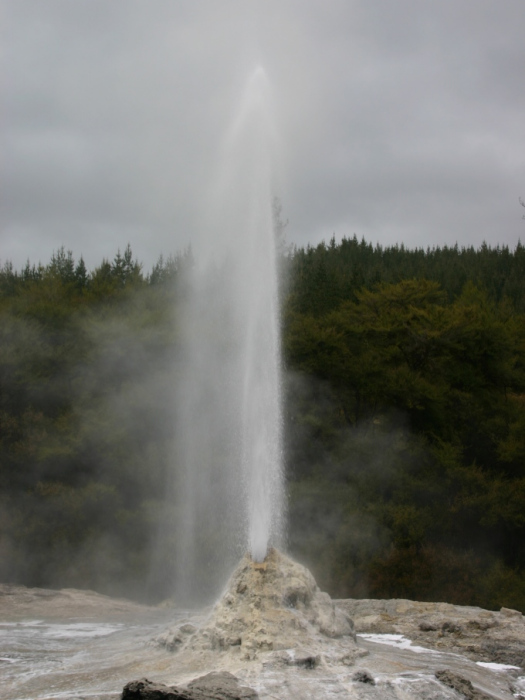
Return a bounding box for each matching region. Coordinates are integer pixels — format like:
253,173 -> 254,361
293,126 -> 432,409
2,560 -> 525,700
0,582 -> 161,622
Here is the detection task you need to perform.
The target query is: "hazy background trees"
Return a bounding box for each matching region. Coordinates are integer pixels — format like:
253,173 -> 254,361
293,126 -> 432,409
1,238 -> 524,610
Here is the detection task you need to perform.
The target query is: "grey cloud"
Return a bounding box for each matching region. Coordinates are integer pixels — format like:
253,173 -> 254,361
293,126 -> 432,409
2,0 -> 525,270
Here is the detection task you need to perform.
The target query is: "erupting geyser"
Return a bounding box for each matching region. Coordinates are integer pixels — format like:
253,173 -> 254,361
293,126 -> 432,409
168,67 -> 285,600
230,67 -> 284,564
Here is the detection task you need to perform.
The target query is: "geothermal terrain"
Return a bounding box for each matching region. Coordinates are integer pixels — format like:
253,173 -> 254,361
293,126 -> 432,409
1,551 -> 524,700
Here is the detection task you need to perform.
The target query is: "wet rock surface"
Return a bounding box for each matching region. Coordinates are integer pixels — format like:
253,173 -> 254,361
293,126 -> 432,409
2,556 -> 525,700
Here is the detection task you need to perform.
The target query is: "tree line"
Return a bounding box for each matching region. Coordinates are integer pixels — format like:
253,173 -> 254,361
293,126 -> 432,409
1,238 -> 524,610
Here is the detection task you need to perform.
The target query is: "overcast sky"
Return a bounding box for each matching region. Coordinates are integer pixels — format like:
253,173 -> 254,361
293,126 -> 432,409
2,0 -> 525,272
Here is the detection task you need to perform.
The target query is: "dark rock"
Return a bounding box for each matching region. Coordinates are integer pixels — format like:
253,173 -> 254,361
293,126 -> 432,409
441,621 -> 463,635
418,621 -> 438,631
121,678 -> 191,700
480,639 -> 525,669
352,670 -> 375,685
187,671 -> 259,699
292,652 -> 320,669
121,672 -> 258,700
466,619 -> 493,631
435,670 -> 492,700
262,649 -> 321,669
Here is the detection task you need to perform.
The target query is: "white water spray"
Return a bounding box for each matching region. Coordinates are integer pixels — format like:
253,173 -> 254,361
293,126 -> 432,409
169,67 -> 284,600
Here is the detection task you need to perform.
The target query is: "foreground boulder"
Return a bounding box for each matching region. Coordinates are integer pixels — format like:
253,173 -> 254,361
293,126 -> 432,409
122,671 -> 258,700
122,677 -> 190,700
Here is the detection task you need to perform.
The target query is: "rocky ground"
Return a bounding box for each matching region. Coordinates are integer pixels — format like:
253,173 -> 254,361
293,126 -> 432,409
0,583 -> 163,622
336,597 -> 525,669
1,553 -> 525,700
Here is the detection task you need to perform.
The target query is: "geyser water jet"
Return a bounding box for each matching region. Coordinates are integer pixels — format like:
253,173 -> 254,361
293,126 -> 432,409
169,67 -> 284,599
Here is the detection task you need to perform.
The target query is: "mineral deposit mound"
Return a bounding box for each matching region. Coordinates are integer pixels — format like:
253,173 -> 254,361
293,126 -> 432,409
158,548 -> 357,663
